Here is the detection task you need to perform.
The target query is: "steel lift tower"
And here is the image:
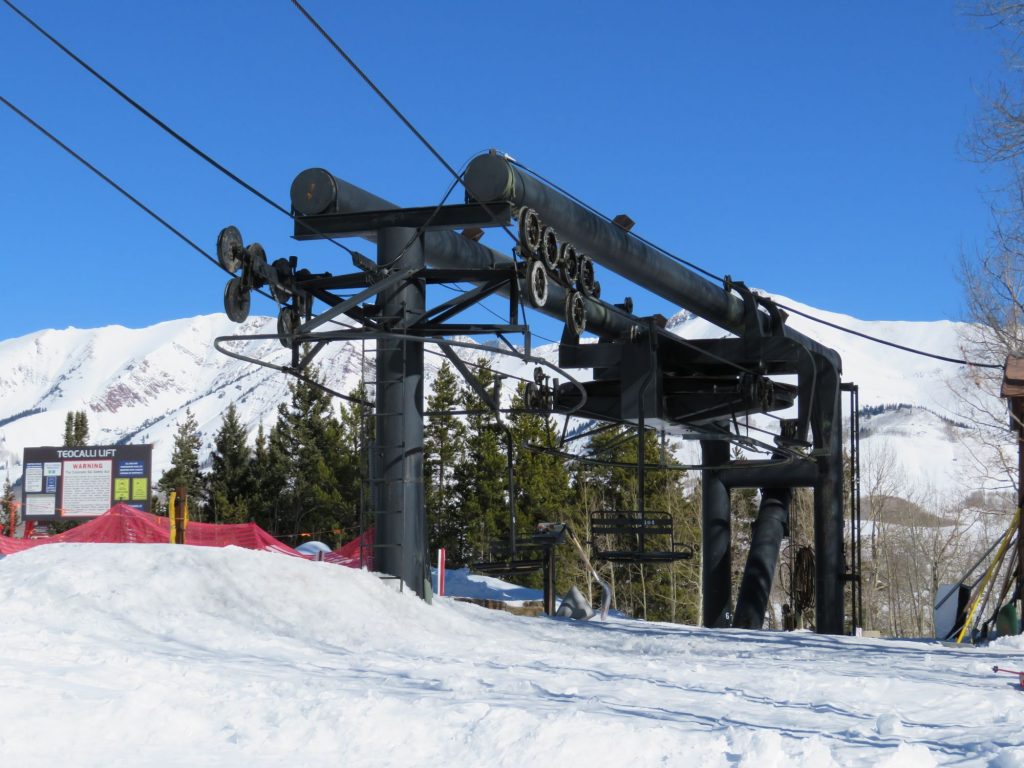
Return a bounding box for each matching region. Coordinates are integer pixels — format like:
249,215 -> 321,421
215,152 -> 856,634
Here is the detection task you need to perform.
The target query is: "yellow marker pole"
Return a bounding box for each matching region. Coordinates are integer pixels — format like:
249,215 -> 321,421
956,507 -> 1020,644
168,491 -> 177,544
173,486 -> 187,545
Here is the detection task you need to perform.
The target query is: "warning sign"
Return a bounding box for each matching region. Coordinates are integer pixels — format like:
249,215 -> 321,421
21,444 -> 153,520
131,478 -> 148,502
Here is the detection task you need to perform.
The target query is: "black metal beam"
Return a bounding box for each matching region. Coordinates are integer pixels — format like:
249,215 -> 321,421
293,202 -> 513,240
463,153 -> 841,371
716,460 -> 818,488
289,167 -> 640,341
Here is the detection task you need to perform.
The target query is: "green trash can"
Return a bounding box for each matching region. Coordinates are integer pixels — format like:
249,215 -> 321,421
996,602 -> 1020,638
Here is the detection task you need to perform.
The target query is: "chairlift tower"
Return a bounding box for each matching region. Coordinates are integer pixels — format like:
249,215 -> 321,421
214,153 -> 857,634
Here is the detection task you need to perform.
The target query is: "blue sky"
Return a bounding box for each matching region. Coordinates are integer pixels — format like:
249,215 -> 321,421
0,1 -> 1010,341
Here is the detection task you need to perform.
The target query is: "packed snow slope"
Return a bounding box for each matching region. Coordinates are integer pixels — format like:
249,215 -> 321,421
2,544 -> 1024,767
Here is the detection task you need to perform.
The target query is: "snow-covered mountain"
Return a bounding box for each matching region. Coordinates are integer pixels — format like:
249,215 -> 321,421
0,295 -> 1005,498
0,315 -> 366,483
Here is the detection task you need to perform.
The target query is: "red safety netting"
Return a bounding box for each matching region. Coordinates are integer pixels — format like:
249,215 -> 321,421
0,503 -> 373,570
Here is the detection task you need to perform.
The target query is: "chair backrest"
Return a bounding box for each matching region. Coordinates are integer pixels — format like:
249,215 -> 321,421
591,511 -> 674,540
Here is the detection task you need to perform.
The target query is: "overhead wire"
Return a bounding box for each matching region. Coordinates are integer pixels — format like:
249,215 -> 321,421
10,0 -> 1000,375
15,0 -> 997,475
287,0 -> 528,256
0,94 -> 274,305
508,158 -> 1003,371
281,2 -> 824,466
0,97 -> 379,422
2,0 -> 357,257
774,301 -> 1003,370
286,2 -> 635,351
4,0 -> 511,355
4,3 -> 790,474
286,0 -> 458,183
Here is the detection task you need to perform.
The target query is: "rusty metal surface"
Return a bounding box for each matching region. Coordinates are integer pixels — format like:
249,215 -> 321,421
1001,356 -> 1024,398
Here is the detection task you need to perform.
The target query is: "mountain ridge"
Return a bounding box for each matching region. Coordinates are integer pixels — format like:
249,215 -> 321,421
0,296 -> 1002,499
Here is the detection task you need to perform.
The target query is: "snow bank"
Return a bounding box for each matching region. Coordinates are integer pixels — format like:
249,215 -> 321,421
1,544 -> 1023,766
441,566 -> 543,603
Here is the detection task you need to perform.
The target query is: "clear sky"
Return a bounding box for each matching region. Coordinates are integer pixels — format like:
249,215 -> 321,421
0,1 -> 1010,341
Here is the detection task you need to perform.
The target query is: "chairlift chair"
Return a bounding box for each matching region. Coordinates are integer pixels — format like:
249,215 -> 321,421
590,510 -> 693,564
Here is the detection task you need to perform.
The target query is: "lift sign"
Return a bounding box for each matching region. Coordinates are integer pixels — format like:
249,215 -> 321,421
21,444 -> 153,520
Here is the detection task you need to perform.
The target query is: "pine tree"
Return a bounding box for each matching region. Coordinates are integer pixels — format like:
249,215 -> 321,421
157,408 -> 204,514
575,424 -> 698,623
73,411 -> 89,446
452,359 -> 508,561
206,403 -> 253,524
508,382 -> 571,532
265,365 -> 358,547
62,413 -> 75,447
62,410 -> 89,447
425,361 -> 470,564
1,478 -> 15,537
248,423 -> 287,534
54,410 -> 93,531
337,380 -> 370,524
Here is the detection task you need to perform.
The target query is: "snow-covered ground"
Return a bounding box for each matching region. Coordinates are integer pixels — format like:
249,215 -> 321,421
2,543 -> 1024,767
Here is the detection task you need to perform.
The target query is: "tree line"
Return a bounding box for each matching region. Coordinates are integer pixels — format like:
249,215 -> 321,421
156,367 -> 364,548
154,356 -> 702,623
7,358 -> 1006,635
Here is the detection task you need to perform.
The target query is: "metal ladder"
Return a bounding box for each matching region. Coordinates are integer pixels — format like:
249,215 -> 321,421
359,333 -> 409,591
842,382 -> 863,633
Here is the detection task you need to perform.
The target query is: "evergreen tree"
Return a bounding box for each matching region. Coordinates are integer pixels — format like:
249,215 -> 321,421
425,361 -> 469,564
1,478 -> 15,537
62,410 -> 90,447
452,359 -> 507,561
508,383 -> 571,531
574,424 -> 698,623
337,380 -> 370,523
157,408 -> 204,514
62,413 -> 75,447
55,409 -> 92,531
248,423 -> 287,534
73,411 -> 89,446
206,403 -> 253,524
264,365 -> 358,547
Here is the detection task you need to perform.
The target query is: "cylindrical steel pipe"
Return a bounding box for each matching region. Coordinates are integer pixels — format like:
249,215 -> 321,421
375,227 -> 427,597
812,361 -> 846,634
717,460 -> 818,489
462,154 -> 840,369
733,487 -> 792,629
290,168 -> 639,340
701,436 -> 733,628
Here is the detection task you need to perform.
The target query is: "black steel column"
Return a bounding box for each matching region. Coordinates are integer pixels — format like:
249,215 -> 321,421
733,487 -> 792,629
701,437 -> 732,627
812,359 -> 845,634
543,545 -> 556,616
375,227 -> 427,596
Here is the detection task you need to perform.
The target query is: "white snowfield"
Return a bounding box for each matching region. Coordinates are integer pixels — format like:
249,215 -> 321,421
2,545 -> 1023,768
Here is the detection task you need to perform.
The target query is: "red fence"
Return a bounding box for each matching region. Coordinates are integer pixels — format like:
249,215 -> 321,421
0,503 -> 373,570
